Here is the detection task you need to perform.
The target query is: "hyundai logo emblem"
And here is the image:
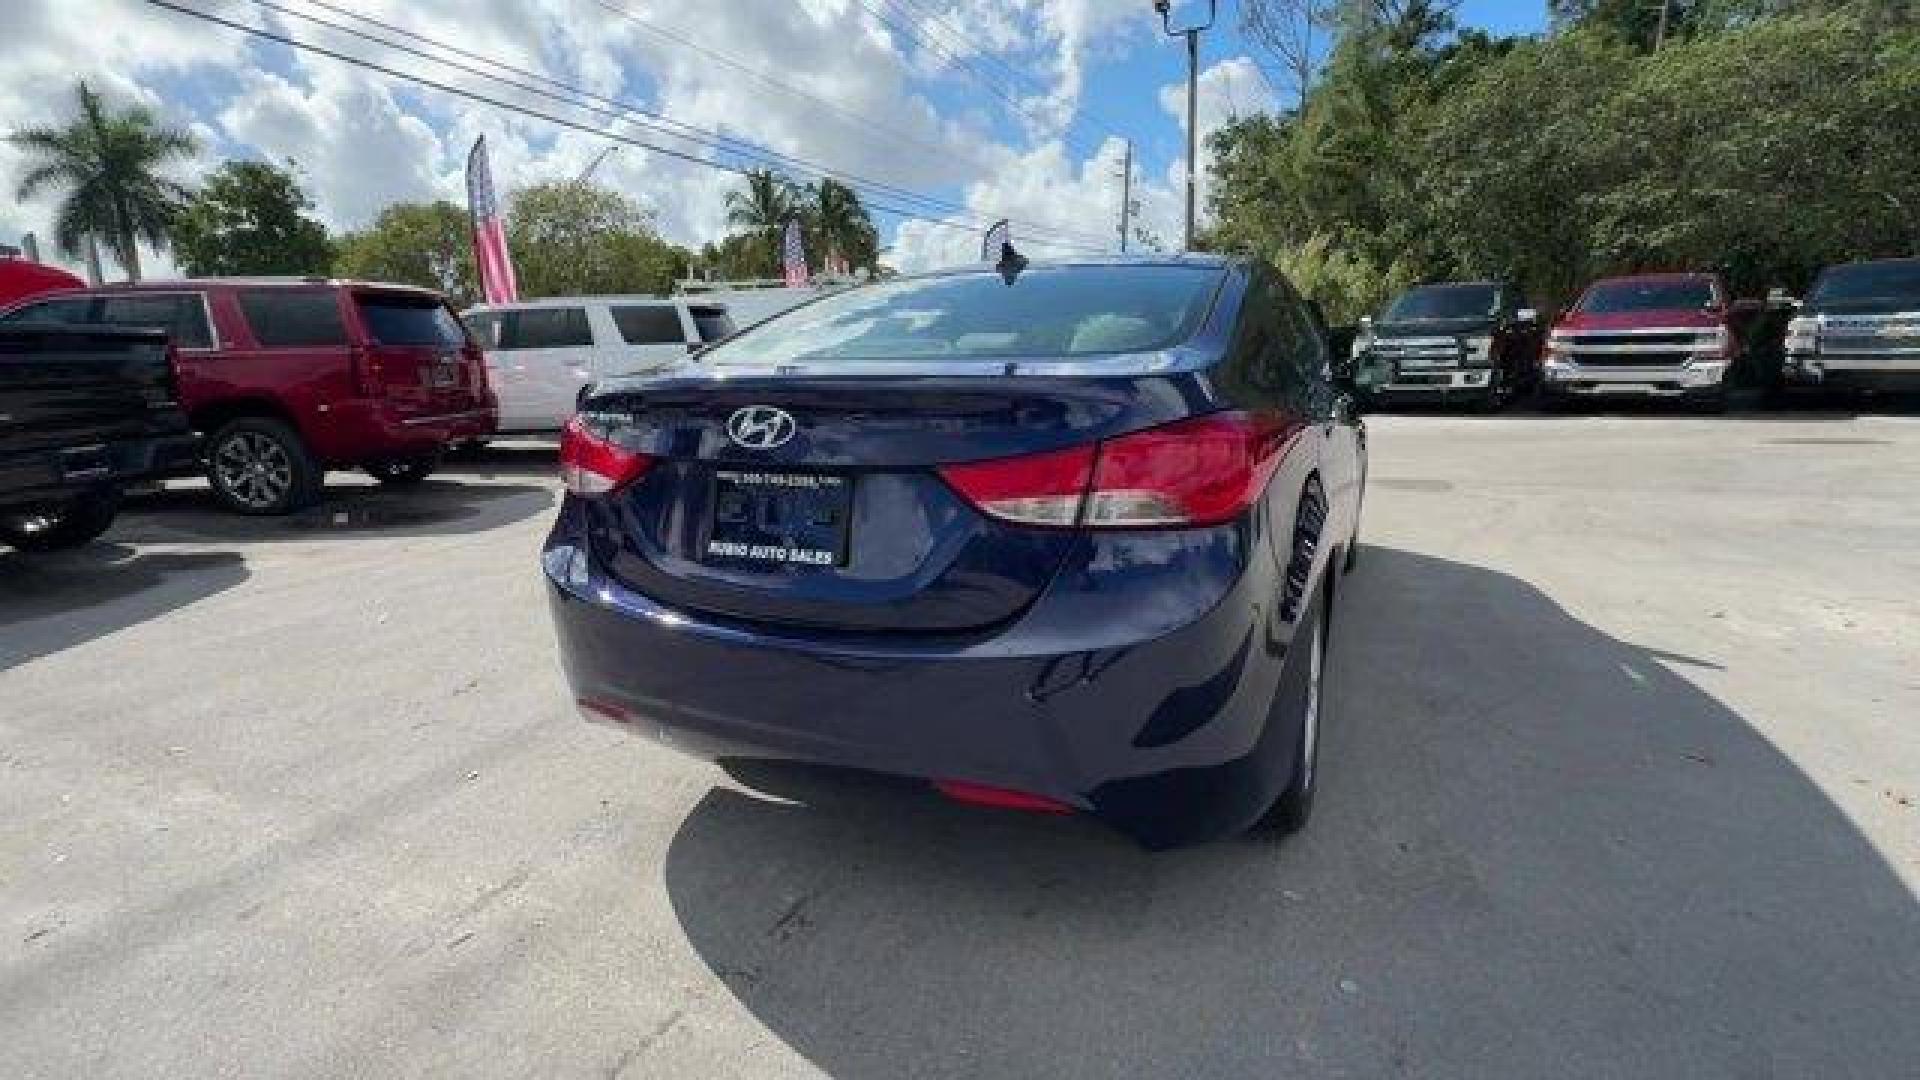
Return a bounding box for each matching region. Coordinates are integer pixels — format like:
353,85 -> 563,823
726,405 -> 797,450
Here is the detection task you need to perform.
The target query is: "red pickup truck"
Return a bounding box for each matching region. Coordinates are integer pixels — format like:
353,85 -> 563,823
1540,272 -> 1744,411
0,278 -> 496,513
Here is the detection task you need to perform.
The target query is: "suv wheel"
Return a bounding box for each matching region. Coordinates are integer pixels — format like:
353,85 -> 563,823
0,489 -> 121,552
207,417 -> 320,515
365,457 -> 438,486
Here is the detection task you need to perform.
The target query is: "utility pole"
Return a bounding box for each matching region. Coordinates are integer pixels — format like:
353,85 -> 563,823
1118,140 -> 1133,253
1652,0 -> 1671,49
575,146 -> 617,186
1155,0 -> 1217,252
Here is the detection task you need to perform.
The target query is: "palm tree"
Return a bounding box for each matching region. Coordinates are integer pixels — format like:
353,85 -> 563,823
724,168 -> 797,275
807,178 -> 875,276
11,82 -> 198,282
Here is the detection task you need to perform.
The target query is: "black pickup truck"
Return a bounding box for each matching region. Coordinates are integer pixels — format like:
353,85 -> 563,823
1,323 -> 198,551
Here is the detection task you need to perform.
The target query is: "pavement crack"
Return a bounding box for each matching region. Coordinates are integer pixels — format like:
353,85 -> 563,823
606,1008 -> 686,1078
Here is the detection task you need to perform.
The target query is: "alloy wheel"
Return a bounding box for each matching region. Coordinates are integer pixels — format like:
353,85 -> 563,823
213,431 -> 294,509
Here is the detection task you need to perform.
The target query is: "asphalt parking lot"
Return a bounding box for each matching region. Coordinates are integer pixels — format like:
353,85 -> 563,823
3,411 -> 1917,1079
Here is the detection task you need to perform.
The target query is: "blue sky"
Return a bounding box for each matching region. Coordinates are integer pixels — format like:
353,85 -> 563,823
6,0 -> 1555,277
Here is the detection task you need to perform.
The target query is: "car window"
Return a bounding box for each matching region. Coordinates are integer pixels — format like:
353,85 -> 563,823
1808,261 -> 1920,305
238,289 -> 348,348
689,306 -> 736,343
96,293 -> 213,348
356,293 -> 467,347
0,296 -> 92,324
1577,279 -> 1718,313
610,305 -> 685,345
464,311 -> 503,349
502,308 -> 593,350
701,265 -> 1224,367
1383,283 -> 1499,321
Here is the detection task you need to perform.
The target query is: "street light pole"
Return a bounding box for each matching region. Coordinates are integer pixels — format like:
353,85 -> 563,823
1156,0 -> 1217,252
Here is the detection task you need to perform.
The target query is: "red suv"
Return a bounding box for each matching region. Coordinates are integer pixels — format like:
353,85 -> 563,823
0,279 -> 496,513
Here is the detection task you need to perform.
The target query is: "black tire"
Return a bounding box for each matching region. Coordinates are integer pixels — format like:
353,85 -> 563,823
1694,390 -> 1730,415
206,416 -> 321,515
0,489 -> 121,552
1259,586 -> 1330,836
365,457 -> 438,485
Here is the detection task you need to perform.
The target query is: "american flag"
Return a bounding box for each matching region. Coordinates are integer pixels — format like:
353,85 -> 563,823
782,217 -> 810,287
981,219 -> 1011,262
466,136 -> 519,304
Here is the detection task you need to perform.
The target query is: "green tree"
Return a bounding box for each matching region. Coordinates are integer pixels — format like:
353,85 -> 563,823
724,168 -> 800,275
804,178 -> 878,274
334,201 -> 476,306
171,159 -> 333,277
9,81 -> 197,281
507,182 -> 689,297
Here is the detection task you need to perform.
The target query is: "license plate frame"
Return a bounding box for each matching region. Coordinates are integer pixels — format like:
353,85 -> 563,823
703,469 -> 854,568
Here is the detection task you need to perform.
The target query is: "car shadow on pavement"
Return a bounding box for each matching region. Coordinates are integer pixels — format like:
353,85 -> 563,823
436,441 -> 560,480
0,543 -> 248,672
659,546 -> 1919,1078
109,477 -> 555,544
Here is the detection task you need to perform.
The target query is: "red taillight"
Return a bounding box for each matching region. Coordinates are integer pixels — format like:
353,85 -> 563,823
559,414 -> 653,495
933,779 -> 1073,815
936,442 -> 1094,526
938,411 -> 1300,530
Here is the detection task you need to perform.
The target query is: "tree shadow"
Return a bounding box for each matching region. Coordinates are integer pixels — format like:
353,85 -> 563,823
660,547 -> 1919,1078
0,543 -> 248,672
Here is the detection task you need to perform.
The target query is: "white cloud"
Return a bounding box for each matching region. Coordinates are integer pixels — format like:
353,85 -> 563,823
1,0 -> 1228,283
1158,55 -> 1277,214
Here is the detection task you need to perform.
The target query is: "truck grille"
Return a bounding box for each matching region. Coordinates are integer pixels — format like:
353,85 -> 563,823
1821,316 -> 1920,355
1563,328 -> 1716,369
1367,336 -> 1459,369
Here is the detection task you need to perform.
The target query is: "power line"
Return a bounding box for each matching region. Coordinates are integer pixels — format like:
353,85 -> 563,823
853,0 -> 1109,162
138,0 -> 1112,255
263,0 -> 1113,247
883,0 -> 1134,140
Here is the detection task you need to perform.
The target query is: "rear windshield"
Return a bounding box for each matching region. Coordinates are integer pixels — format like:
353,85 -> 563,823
1808,261 -> 1920,305
690,306 -> 735,343
356,293 -> 465,347
699,265 -> 1224,366
1383,283 -> 1498,321
1578,278 -> 1717,313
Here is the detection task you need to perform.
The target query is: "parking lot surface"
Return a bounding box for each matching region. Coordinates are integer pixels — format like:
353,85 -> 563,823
3,414 -> 1917,1078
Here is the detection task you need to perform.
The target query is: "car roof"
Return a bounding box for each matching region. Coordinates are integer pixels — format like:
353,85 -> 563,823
1826,256 -> 1920,271
1587,271 -> 1719,285
56,277 -> 444,297
466,294 -> 695,312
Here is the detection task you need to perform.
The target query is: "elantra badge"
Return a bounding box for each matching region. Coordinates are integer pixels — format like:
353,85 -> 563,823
726,406 -> 796,449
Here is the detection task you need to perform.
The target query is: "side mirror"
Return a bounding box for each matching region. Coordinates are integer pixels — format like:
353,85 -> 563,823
1765,287 -> 1799,311
1516,307 -> 1538,325
1357,315 -> 1373,332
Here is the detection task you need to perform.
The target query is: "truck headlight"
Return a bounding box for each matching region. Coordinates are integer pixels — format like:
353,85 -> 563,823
1784,316 -> 1818,354
1460,335 -> 1493,367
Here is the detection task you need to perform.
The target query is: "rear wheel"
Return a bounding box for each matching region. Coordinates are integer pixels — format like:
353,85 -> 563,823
365,457 -> 438,485
207,417 -> 320,515
1259,586 -> 1329,836
0,490 -> 121,552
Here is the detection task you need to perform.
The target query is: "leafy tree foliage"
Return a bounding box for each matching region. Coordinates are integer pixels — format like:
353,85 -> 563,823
506,182 -> 688,298
1208,2 -> 1920,319
9,81 -> 197,281
334,200 -> 476,306
171,159 -> 333,277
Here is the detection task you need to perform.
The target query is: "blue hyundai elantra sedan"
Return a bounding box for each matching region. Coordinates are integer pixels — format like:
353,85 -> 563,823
543,256 -> 1366,848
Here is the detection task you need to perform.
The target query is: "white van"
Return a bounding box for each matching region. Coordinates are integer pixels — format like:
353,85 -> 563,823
462,296 -> 736,433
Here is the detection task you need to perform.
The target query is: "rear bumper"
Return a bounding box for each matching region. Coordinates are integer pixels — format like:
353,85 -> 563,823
311,401 -> 498,464
543,509 -> 1313,849
0,430 -> 200,510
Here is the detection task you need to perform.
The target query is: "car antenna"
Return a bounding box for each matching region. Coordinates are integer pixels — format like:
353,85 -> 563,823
996,241 -> 1028,286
